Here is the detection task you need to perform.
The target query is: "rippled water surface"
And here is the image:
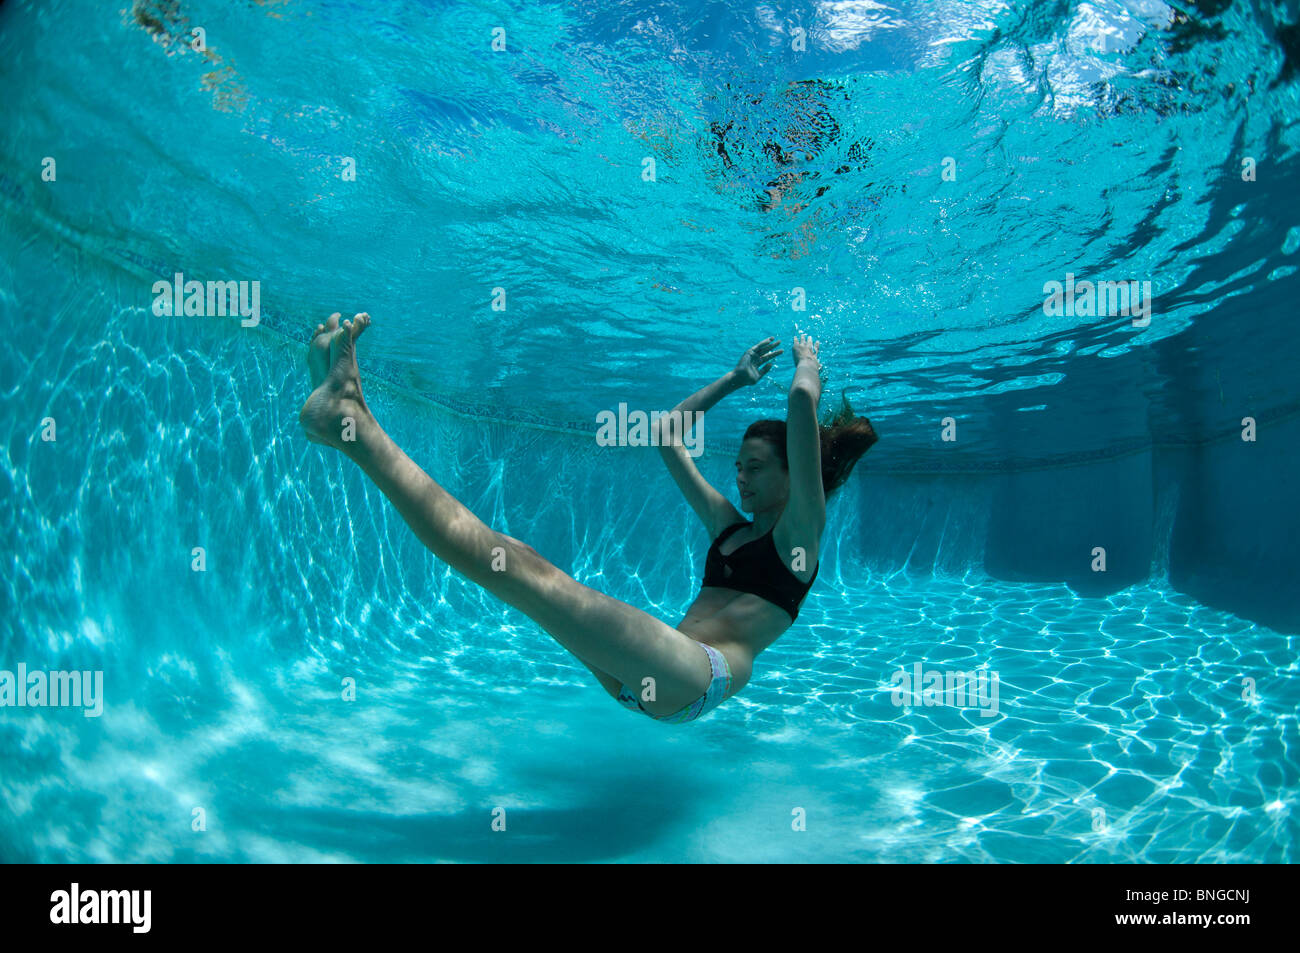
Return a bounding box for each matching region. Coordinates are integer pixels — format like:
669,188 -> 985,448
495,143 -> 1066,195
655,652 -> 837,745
4,0 -> 1299,457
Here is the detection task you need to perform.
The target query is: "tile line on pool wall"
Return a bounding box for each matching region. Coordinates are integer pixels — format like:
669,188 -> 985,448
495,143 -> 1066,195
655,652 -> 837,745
2,183 -> 1294,476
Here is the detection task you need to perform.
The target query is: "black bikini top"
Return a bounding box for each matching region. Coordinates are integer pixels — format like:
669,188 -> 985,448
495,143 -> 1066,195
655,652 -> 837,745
701,521 -> 818,621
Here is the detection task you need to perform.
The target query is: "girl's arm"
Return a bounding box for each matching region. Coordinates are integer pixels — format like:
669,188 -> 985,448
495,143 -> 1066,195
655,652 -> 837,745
654,337 -> 783,446
660,369 -> 744,431
654,338 -> 783,537
784,333 -> 826,531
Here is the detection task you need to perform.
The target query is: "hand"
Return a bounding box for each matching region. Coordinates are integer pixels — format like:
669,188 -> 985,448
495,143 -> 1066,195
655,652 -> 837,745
734,337 -> 782,385
792,332 -> 820,371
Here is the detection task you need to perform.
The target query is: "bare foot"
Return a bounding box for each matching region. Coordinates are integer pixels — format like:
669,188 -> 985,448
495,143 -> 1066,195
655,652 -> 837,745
299,312 -> 372,449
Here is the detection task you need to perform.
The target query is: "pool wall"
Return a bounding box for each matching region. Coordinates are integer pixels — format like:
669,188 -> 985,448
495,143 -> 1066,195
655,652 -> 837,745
849,428 -> 1298,634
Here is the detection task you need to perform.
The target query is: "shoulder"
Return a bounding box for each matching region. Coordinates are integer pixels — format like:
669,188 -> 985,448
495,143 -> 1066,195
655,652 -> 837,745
709,514 -> 749,542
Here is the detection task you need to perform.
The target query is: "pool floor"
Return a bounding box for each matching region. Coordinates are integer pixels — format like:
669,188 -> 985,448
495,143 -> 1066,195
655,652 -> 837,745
3,572 -> 1293,863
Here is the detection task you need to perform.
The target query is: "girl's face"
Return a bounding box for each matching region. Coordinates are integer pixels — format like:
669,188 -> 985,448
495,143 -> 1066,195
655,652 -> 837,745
736,438 -> 789,513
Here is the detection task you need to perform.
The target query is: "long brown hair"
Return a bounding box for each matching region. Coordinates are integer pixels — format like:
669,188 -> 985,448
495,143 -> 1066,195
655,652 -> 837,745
743,390 -> 878,497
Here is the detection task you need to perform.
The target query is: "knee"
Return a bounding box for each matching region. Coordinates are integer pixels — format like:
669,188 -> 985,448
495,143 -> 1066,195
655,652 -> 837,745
498,533 -> 538,558
491,533 -> 552,586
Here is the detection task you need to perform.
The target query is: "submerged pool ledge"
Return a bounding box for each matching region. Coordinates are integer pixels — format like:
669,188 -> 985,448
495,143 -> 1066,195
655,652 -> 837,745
844,430 -> 1300,634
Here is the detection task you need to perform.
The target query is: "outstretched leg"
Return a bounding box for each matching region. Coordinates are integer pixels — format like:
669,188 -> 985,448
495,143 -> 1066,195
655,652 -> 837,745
299,314 -> 712,715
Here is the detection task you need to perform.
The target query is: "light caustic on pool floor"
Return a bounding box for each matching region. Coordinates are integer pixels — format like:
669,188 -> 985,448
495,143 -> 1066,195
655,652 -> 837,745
3,569 -> 1292,863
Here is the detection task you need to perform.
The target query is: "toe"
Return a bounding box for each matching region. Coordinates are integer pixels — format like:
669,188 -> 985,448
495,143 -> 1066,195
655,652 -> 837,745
328,324 -> 349,364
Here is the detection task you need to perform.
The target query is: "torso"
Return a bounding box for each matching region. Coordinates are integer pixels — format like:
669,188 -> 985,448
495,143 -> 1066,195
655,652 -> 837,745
677,517 -> 820,697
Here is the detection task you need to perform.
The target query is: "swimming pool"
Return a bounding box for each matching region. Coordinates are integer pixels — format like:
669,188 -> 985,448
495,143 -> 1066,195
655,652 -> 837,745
1,0 -> 1297,863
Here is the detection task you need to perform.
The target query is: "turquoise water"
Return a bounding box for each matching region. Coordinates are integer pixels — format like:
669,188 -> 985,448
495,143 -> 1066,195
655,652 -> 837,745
2,0 -> 1298,862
